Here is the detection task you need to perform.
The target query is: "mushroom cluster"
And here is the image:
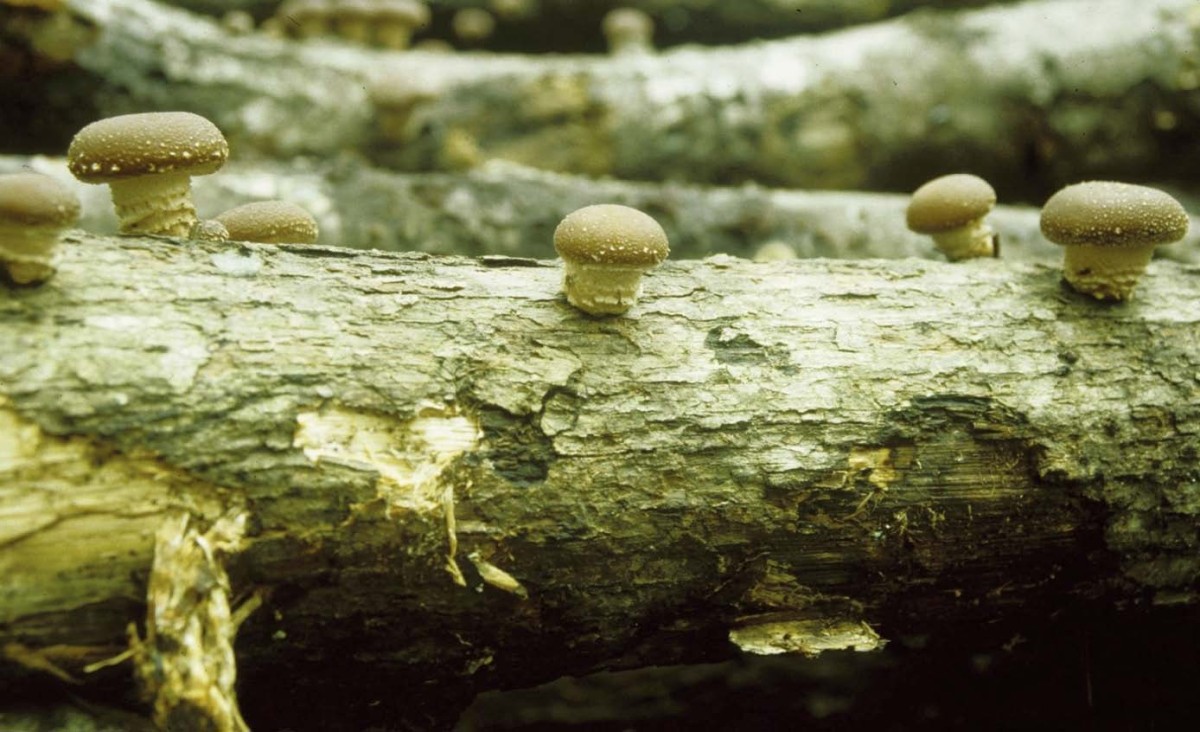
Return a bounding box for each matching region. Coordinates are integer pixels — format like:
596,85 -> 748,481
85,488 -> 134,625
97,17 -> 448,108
62,111 -> 320,249
274,0 -> 431,50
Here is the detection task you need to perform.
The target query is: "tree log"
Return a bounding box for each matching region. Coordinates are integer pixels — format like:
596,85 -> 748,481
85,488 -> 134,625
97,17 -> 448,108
21,0 -> 1197,198
1,233 -> 1199,728
163,0 -> 1012,49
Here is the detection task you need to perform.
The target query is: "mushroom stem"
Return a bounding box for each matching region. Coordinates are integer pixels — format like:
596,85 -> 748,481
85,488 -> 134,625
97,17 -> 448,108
296,17 -> 326,39
0,224 -> 60,284
1061,243 -> 1156,301
562,261 -> 653,316
108,172 -> 197,237
377,24 -> 414,50
930,219 -> 995,261
337,18 -> 371,45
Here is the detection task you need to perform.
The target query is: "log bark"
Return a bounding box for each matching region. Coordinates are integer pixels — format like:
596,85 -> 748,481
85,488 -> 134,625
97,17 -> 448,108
1,233 -> 1199,728
4,155 -> 1198,265
20,0 -> 1197,198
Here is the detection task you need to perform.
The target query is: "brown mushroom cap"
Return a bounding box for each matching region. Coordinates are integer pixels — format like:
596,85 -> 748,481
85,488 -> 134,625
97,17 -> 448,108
1040,181 -> 1189,247
0,172 -> 81,226
215,200 -> 319,244
554,204 -> 669,267
67,112 -> 229,184
905,174 -> 996,234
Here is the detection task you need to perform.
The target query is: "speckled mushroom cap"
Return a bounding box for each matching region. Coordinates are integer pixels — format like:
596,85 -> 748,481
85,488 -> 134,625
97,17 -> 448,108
215,200 -> 319,244
67,112 -> 229,184
905,174 -> 996,234
0,173 -> 81,226
1040,181 -> 1189,247
554,204 -> 669,266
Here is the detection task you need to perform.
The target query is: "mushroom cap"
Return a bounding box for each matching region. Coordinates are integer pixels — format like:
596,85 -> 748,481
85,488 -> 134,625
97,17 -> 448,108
905,173 -> 996,234
1040,181 -> 1189,247
68,112 -> 229,184
0,172 -> 81,226
368,70 -> 440,107
279,0 -> 329,18
215,200 -> 319,244
377,0 -> 430,24
603,8 -> 654,38
554,204 -> 669,267
452,8 -> 496,41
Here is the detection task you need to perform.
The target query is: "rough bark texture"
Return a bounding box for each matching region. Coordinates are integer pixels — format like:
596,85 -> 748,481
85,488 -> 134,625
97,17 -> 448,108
8,0 -> 1197,198
2,234 -> 1199,728
4,155 -> 1199,265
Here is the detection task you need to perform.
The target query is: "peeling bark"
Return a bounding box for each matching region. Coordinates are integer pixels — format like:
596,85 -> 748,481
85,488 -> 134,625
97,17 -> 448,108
1,233 -> 1198,728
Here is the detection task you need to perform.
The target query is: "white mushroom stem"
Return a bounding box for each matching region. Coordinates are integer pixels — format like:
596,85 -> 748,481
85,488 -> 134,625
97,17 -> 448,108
108,172 -> 198,238
1061,243 -> 1156,301
561,261 -> 655,316
930,218 -> 995,261
0,224 -> 60,284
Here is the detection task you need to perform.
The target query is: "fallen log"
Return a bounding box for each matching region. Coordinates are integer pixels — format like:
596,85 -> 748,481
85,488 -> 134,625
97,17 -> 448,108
1,233 -> 1198,728
22,0 -> 1197,197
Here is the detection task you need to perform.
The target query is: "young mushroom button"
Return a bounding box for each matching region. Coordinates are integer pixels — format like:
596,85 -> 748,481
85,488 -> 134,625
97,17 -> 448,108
905,174 -> 997,261
0,172 -> 81,285
67,112 -> 229,238
553,204 -> 669,316
1040,181 -> 1189,301
214,201 -> 319,245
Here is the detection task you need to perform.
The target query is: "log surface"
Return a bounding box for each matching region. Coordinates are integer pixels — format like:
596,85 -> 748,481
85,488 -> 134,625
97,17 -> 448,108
2,233 -> 1199,727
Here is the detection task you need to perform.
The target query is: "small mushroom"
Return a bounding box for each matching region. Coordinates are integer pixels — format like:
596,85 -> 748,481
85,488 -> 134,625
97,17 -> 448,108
190,219 -> 230,243
602,8 -> 654,56
368,69 -> 440,143
905,173 -> 997,261
67,112 -> 229,238
376,0 -> 429,50
333,0 -> 374,45
1040,181 -> 1189,301
452,8 -> 496,45
214,201 -> 319,245
553,203 -> 669,316
489,0 -> 534,21
0,172 -> 80,285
